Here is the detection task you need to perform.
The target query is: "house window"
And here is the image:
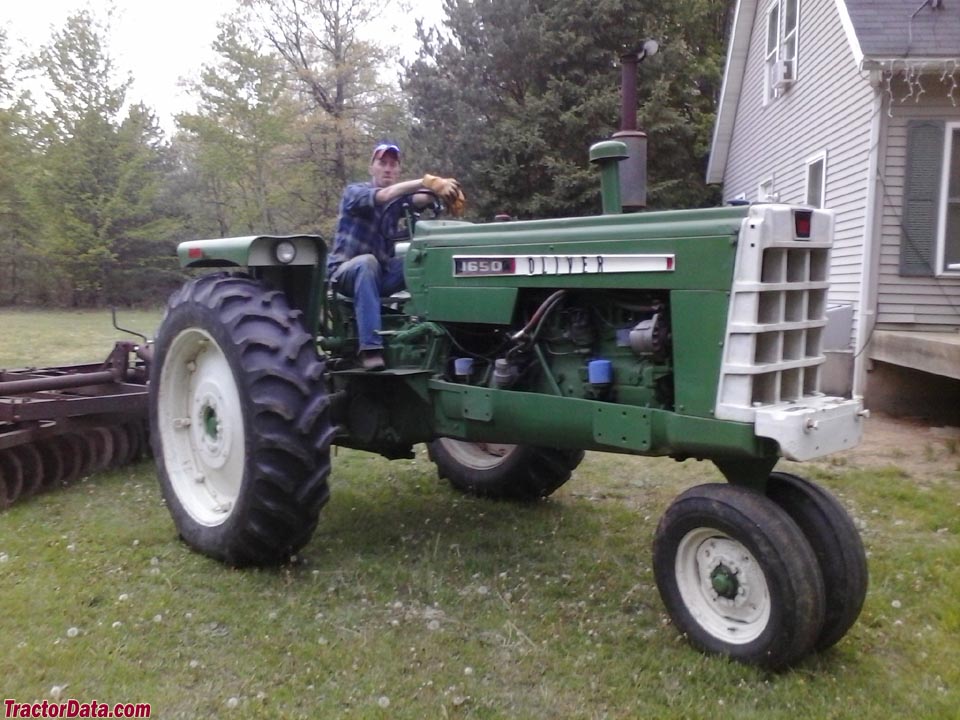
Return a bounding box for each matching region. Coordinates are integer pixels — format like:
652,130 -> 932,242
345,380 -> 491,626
900,120 -> 959,276
764,0 -> 799,103
805,152 -> 826,208
940,123 -> 960,272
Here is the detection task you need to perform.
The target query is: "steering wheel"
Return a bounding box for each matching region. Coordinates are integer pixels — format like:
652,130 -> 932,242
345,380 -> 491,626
378,189 -> 444,245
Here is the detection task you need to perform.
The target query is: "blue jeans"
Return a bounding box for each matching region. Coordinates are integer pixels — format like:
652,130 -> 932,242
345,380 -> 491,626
331,254 -> 405,351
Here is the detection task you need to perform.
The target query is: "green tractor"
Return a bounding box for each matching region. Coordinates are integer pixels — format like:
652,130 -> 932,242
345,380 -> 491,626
148,142 -> 867,670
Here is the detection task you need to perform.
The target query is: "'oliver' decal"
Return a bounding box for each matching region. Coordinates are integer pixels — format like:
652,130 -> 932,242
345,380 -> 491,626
452,254 -> 674,277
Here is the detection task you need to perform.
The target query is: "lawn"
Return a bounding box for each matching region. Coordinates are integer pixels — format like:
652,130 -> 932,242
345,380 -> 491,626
0,308 -> 164,368
0,309 -> 958,719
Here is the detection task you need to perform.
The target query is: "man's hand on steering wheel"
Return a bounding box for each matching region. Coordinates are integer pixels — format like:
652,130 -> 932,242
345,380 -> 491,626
379,190 -> 444,244
422,174 -> 466,217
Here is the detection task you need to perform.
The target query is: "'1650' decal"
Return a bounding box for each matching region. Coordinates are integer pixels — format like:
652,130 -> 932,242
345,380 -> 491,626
453,254 -> 674,277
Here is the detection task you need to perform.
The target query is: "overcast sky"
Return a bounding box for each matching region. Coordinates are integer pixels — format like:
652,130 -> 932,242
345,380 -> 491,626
0,0 -> 442,133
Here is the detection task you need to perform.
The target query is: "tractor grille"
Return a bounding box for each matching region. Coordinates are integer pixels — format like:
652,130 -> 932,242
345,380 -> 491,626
715,206 -> 834,423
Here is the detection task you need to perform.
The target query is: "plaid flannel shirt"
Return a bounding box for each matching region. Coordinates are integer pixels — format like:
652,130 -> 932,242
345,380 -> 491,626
327,182 -> 404,272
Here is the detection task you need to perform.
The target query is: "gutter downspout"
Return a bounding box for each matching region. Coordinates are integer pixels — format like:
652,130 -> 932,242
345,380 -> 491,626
853,68 -> 885,399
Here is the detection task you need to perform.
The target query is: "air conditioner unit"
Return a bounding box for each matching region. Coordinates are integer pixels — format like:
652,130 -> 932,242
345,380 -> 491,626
772,59 -> 795,89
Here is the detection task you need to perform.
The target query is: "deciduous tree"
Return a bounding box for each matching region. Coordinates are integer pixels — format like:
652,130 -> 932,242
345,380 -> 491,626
176,21 -> 304,237
242,0 -> 406,191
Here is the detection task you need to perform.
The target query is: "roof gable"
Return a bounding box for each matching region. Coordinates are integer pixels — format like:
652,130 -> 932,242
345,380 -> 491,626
845,0 -> 960,58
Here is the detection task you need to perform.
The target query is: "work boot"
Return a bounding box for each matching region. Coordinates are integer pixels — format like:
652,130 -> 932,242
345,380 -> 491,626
359,349 -> 386,371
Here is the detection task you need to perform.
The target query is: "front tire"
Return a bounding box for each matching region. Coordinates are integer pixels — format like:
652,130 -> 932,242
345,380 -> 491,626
150,274 -> 334,565
428,439 -> 583,500
766,472 -> 868,651
653,483 -> 825,670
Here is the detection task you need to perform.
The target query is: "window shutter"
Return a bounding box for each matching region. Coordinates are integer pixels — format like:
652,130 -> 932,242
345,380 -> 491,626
900,120 -> 945,276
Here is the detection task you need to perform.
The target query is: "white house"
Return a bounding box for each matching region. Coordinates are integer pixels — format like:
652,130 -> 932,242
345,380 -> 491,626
707,0 -> 960,418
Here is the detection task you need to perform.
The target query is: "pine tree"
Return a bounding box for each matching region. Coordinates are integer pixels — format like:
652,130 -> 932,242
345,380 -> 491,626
404,0 -> 731,220
31,11 -> 181,305
0,29 -> 43,304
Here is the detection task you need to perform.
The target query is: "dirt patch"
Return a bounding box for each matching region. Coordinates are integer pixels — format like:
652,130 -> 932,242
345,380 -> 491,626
819,412 -> 960,477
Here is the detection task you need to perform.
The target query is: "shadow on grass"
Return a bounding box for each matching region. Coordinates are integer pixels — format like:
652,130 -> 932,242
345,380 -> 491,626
299,475 -> 608,573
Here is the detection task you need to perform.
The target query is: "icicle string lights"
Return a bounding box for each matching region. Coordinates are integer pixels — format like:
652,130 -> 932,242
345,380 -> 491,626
881,59 -> 958,116
942,60 -> 959,107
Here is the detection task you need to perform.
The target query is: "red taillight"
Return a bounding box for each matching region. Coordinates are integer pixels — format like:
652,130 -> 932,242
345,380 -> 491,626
794,210 -> 812,239
187,247 -> 204,259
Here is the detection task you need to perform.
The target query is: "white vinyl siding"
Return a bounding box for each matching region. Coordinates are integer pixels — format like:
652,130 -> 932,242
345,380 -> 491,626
876,79 -> 960,327
722,0 -> 875,341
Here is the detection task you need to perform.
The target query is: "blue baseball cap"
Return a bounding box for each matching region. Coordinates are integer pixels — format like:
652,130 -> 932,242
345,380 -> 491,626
371,143 -> 401,161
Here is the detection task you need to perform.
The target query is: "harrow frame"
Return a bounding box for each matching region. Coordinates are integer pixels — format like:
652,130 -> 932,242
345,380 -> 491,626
0,341 -> 150,509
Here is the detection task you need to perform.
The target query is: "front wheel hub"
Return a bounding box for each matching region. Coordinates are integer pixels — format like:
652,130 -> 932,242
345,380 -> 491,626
675,529 -> 771,644
710,563 -> 739,600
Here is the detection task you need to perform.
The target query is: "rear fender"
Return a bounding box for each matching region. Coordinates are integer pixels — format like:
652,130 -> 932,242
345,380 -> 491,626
177,234 -> 327,335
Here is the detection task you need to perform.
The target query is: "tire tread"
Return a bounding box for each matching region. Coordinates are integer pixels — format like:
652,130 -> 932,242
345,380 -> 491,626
151,273 -> 333,566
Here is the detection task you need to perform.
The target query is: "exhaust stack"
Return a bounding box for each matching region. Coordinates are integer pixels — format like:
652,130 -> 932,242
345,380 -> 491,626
613,40 -> 658,211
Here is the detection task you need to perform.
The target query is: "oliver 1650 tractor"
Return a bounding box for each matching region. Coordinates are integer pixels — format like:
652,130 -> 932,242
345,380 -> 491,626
148,140 -> 868,670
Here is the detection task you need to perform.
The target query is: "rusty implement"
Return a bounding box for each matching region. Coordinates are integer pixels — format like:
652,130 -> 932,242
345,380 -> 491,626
0,341 -> 150,510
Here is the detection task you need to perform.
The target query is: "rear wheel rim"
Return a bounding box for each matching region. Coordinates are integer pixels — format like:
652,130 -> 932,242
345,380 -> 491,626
435,439 -> 517,470
674,528 -> 771,644
157,327 -> 245,527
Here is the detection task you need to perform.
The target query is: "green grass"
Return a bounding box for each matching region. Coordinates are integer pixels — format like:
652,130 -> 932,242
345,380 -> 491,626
0,308 -> 163,368
1,310 -> 959,719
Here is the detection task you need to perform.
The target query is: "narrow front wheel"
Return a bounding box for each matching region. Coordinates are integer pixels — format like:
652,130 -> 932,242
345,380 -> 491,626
766,472 -> 868,651
653,483 -> 825,669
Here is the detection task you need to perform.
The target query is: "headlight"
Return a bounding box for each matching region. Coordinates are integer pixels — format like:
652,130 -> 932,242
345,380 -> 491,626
275,240 -> 297,264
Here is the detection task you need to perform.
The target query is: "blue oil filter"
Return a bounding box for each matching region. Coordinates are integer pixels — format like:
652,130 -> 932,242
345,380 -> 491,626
454,357 -> 474,377
588,359 -> 613,385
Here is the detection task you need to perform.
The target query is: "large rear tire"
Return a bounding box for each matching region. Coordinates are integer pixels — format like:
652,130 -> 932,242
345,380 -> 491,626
653,483 -> 825,670
150,274 -> 334,566
766,471 -> 868,651
428,439 -> 583,500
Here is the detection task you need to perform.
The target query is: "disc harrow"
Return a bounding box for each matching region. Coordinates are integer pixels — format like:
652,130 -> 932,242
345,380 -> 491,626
0,341 -> 150,511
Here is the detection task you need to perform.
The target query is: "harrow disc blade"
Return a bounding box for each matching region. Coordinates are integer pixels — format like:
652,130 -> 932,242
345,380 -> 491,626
56,434 -> 85,486
72,432 -> 96,480
125,422 -> 147,463
11,444 -> 44,499
35,439 -> 65,493
107,425 -> 132,468
0,450 -> 24,509
85,427 -> 115,473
